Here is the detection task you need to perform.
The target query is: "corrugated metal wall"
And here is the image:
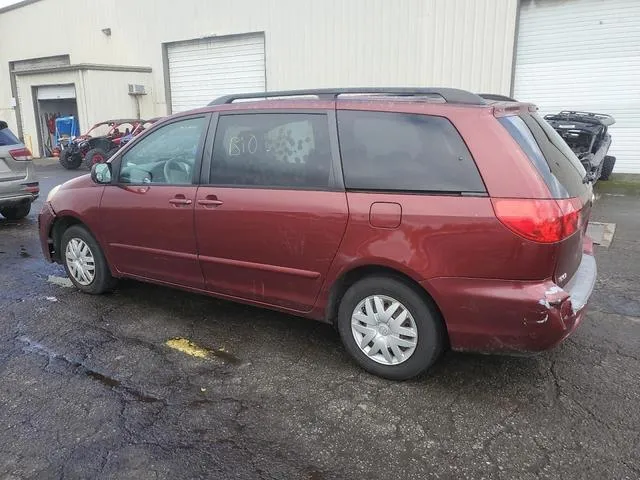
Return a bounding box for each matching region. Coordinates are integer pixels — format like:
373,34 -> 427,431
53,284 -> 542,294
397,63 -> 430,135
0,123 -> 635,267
0,0 -> 518,137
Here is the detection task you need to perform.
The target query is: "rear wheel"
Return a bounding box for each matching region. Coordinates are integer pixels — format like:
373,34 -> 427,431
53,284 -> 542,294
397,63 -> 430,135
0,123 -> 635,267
337,276 -> 444,380
59,149 -> 82,170
0,203 -> 31,220
106,147 -> 119,159
60,225 -> 117,294
599,155 -> 616,181
84,148 -> 107,168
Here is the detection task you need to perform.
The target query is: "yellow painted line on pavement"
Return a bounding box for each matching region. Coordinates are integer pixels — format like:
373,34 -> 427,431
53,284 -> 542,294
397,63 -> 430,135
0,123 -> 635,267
165,337 -> 210,358
165,337 -> 242,364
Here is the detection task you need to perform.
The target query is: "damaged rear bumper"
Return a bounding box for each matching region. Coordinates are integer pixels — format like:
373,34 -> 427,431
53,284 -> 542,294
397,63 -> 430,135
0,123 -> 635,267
426,251 -> 597,354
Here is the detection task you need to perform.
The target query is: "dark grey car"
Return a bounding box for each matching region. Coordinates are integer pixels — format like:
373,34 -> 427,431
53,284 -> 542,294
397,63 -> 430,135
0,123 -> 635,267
0,121 -> 39,220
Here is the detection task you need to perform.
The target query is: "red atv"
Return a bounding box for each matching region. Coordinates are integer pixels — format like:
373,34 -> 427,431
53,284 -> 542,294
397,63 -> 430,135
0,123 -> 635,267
110,117 -> 163,151
59,119 -> 143,170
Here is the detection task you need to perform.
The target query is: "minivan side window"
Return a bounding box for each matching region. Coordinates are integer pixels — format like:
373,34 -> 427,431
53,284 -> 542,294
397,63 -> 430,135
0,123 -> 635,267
210,113 -> 333,189
118,117 -> 206,185
499,113 -> 588,199
337,110 -> 485,193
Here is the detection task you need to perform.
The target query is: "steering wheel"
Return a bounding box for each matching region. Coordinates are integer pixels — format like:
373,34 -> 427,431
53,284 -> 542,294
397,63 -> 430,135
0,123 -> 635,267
163,158 -> 192,184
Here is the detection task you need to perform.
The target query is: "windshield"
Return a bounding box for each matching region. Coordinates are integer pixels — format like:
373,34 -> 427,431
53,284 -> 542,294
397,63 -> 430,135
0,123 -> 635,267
87,123 -> 113,137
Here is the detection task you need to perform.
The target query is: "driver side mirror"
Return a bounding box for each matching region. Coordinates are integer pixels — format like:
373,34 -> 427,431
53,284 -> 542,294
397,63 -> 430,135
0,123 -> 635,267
91,163 -> 112,184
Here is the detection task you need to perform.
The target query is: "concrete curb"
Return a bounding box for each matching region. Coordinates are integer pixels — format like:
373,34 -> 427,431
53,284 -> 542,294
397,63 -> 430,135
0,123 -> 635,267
32,157 -> 61,167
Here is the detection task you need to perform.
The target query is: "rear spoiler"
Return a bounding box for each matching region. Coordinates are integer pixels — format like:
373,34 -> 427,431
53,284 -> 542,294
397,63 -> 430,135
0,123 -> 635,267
478,93 -> 518,102
545,111 -> 615,127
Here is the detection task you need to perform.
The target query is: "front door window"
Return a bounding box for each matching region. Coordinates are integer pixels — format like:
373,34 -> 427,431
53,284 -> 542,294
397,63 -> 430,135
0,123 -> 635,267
119,117 -> 206,185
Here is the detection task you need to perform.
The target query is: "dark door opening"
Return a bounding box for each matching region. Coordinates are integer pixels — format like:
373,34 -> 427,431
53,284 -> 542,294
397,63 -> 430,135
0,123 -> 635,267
37,98 -> 79,157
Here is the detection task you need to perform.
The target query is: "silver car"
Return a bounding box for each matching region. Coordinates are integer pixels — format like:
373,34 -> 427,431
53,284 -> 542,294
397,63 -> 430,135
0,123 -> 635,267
0,121 -> 39,220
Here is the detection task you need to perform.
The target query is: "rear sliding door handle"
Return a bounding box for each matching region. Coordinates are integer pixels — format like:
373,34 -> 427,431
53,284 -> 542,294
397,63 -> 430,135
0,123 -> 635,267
197,199 -> 224,207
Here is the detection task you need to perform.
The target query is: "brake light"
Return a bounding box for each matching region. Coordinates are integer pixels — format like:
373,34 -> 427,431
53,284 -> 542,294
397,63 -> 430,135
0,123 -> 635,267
492,198 -> 581,243
9,147 -> 32,161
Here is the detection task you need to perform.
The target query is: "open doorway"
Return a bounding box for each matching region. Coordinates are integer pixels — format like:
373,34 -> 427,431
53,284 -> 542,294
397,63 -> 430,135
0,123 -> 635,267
35,84 -> 79,157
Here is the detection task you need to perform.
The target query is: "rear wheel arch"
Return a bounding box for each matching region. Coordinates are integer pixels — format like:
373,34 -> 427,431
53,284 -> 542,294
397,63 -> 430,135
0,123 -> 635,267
325,265 -> 449,344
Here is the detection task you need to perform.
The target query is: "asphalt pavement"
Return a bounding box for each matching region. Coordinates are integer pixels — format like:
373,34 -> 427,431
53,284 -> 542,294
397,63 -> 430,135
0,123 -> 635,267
1,163 -> 639,479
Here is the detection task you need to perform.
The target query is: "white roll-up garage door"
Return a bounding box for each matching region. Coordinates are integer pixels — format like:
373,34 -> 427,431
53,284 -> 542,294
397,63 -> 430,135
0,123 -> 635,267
514,0 -> 640,174
167,33 -> 266,113
37,84 -> 76,100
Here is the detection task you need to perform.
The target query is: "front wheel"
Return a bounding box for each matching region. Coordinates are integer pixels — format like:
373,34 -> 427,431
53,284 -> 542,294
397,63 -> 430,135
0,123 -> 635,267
0,203 -> 31,220
60,225 -> 117,294
59,148 -> 82,170
337,276 -> 445,380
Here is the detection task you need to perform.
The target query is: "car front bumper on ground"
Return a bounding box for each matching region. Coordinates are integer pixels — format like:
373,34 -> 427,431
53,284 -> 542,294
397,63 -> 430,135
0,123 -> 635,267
38,201 -> 56,263
427,244 -> 597,354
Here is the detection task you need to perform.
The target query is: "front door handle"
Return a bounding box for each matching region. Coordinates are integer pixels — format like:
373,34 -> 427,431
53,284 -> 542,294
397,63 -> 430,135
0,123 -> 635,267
169,196 -> 192,206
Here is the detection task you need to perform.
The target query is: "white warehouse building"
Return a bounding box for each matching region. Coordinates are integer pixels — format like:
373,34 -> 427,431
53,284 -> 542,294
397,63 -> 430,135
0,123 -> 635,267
0,0 -> 638,173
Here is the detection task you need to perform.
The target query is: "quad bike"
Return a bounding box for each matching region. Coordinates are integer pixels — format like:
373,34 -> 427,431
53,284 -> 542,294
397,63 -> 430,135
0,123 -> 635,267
544,111 -> 616,182
59,119 -> 143,170
112,117 -> 162,150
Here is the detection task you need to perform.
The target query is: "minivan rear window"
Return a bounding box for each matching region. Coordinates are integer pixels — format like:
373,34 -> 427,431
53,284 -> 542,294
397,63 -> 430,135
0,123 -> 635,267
0,127 -> 20,147
337,110 -> 486,194
499,113 -> 588,199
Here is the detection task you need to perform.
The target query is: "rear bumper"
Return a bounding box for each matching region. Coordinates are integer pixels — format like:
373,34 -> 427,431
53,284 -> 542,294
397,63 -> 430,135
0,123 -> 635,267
38,201 -> 56,263
426,251 -> 597,354
0,163 -> 39,207
0,192 -> 38,208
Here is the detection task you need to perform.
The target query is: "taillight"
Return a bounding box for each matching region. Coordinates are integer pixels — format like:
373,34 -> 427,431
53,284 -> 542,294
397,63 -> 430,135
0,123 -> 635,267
9,147 -> 32,161
492,198 -> 581,243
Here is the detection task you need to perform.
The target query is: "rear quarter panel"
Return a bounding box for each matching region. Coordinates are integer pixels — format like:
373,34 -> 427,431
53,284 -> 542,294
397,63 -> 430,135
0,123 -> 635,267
333,193 -> 557,281
311,192 -> 560,320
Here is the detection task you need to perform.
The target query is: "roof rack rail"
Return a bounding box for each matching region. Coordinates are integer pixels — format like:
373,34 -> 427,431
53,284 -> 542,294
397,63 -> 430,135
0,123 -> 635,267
209,88 -> 486,106
478,93 -> 518,102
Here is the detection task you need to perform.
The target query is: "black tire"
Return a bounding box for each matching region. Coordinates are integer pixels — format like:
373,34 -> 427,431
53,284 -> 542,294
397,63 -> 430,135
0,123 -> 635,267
60,225 -> 117,294
0,203 -> 31,220
599,155 -> 616,181
337,276 -> 445,380
59,149 -> 82,170
83,148 -> 107,168
106,147 -> 119,159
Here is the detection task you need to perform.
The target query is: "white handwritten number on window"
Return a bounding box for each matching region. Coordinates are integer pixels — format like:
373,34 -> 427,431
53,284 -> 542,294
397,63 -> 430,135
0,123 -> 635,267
228,135 -> 258,156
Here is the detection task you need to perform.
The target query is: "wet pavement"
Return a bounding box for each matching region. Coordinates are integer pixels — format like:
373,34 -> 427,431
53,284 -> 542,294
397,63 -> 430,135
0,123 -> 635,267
1,164 -> 639,479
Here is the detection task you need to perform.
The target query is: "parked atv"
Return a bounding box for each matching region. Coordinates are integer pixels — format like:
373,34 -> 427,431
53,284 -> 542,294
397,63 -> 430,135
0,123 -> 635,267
544,111 -> 616,182
112,117 -> 162,151
59,119 -> 142,170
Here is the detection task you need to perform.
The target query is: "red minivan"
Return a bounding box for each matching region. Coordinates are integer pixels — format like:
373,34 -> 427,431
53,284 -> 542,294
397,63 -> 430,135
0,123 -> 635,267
39,88 -> 597,380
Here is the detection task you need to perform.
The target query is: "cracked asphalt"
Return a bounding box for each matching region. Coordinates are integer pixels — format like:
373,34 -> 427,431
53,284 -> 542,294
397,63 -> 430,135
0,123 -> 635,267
1,164 -> 639,479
